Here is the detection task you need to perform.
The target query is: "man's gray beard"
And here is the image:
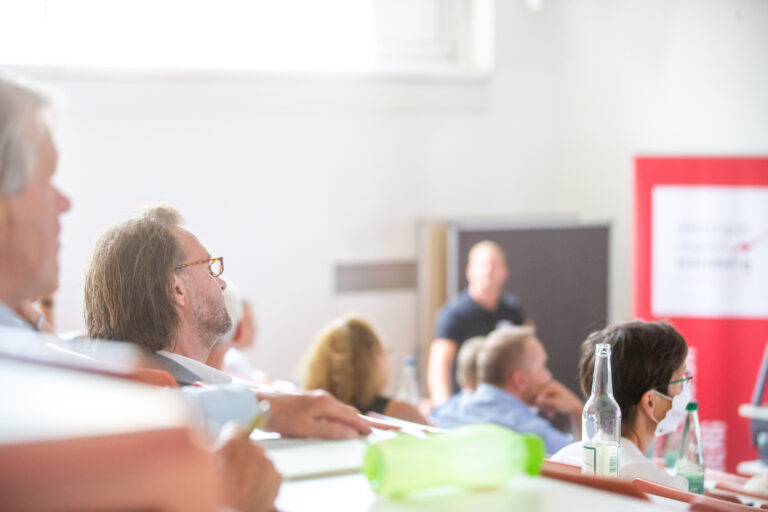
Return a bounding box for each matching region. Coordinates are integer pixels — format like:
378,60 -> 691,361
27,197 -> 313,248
199,309 -> 233,350
190,292 -> 233,350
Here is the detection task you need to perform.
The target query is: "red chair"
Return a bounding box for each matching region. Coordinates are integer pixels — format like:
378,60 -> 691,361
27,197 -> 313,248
541,460 -> 649,501
633,478 -> 755,512
128,366 -> 179,387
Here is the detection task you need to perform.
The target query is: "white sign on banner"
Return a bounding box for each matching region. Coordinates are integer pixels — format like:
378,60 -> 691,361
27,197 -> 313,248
652,185 -> 768,318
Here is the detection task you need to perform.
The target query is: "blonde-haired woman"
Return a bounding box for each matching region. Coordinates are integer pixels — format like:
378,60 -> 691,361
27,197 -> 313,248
303,315 -> 426,424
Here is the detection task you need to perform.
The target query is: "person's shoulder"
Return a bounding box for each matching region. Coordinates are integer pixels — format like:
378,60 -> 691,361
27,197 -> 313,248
434,291 -> 474,337
472,385 -> 533,418
620,460 -> 688,490
500,293 -> 524,309
432,389 -> 471,419
438,290 -> 473,314
499,293 -> 526,323
550,441 -> 583,466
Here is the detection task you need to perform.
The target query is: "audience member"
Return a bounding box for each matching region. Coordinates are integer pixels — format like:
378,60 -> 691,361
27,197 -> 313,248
550,320 -> 691,490
207,278 -> 270,384
206,276 -> 245,372
84,205 -> 370,439
456,334 -> 485,392
0,72 -> 282,512
428,241 -> 530,406
302,314 -> 426,424
234,300 -> 257,350
428,335 -> 485,423
0,75 -> 69,327
433,326 -> 582,453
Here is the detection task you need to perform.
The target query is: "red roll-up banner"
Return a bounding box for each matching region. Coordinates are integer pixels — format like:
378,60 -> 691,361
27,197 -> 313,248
634,157 -> 768,472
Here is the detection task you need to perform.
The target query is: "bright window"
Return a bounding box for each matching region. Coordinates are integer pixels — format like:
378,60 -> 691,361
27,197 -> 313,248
0,0 -> 492,74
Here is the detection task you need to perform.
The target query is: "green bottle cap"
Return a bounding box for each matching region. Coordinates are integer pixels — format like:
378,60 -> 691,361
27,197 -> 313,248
520,434 -> 545,476
686,401 -> 698,411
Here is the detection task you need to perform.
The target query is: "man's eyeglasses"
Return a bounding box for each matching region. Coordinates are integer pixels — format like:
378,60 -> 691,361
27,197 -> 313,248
175,257 -> 224,278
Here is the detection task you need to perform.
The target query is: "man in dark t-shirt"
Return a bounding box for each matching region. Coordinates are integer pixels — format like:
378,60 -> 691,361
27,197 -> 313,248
427,241 -> 531,406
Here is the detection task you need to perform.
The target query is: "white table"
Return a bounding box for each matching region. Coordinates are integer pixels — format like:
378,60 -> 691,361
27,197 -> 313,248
736,460 -> 768,476
737,404 -> 768,476
277,473 -> 685,512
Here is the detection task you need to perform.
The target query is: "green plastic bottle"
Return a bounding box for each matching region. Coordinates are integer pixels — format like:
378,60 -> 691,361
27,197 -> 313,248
363,423 -> 545,497
674,402 -> 705,494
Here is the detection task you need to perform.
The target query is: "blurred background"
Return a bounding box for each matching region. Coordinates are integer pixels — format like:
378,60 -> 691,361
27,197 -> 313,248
0,0 -> 765,398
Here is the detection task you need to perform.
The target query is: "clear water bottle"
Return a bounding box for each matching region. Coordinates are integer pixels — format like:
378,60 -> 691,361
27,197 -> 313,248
395,355 -> 420,406
674,401 -> 705,493
363,423 -> 545,497
582,343 -> 621,477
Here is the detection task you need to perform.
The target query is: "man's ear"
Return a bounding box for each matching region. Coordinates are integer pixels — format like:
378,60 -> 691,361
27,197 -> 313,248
509,369 -> 527,393
172,274 -> 187,307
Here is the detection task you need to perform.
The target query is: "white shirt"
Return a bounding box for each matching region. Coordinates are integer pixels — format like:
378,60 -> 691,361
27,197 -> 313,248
550,437 -> 689,491
157,350 -> 234,385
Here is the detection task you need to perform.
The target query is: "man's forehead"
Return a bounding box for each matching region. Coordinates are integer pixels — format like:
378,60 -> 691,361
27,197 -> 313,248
526,337 -> 547,358
171,226 -> 210,258
470,246 -> 505,264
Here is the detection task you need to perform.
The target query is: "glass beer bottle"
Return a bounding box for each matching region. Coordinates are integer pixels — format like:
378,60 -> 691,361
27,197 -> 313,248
582,343 -> 621,477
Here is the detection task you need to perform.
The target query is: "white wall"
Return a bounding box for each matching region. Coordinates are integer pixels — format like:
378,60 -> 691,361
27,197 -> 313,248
22,0 -> 768,385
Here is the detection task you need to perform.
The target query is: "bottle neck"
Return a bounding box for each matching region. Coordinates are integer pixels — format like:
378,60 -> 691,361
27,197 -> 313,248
591,352 -> 614,397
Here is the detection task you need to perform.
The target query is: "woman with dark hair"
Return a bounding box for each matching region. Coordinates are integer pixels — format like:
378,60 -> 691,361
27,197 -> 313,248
551,320 -> 692,490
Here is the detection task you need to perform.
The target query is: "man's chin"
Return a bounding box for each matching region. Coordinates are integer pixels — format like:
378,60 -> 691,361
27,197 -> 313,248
31,266 -> 59,299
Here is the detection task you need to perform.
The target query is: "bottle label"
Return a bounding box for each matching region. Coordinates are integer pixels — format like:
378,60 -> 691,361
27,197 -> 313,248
678,472 -> 705,494
582,441 -> 619,478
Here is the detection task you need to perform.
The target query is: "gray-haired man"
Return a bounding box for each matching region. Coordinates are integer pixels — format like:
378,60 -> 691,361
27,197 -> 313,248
0,73 -> 286,512
0,74 -> 70,327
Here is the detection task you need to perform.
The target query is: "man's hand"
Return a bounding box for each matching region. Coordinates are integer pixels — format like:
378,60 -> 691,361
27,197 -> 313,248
14,299 -> 54,334
212,423 -> 282,512
535,380 -> 583,418
260,390 -> 371,439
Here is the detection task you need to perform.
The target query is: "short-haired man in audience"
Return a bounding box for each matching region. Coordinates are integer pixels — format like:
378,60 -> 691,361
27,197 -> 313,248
0,73 -> 282,512
428,240 -> 531,407
432,326 -> 583,454
84,205 -> 370,439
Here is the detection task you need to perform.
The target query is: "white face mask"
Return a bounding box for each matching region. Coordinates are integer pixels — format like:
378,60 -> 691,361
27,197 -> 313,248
650,379 -> 691,437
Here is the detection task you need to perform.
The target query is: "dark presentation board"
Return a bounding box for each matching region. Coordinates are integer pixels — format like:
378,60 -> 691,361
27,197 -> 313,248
447,221 -> 610,397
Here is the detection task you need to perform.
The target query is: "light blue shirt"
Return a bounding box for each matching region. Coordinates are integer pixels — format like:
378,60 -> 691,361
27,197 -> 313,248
428,389 -> 473,424
432,383 -> 573,454
180,385 -> 260,437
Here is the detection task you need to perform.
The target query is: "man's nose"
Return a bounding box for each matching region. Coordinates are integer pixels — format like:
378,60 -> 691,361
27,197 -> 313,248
57,187 -> 72,213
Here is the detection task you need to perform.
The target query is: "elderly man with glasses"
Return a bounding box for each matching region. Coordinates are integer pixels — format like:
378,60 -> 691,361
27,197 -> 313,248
0,73 -> 286,512
84,205 -> 370,440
